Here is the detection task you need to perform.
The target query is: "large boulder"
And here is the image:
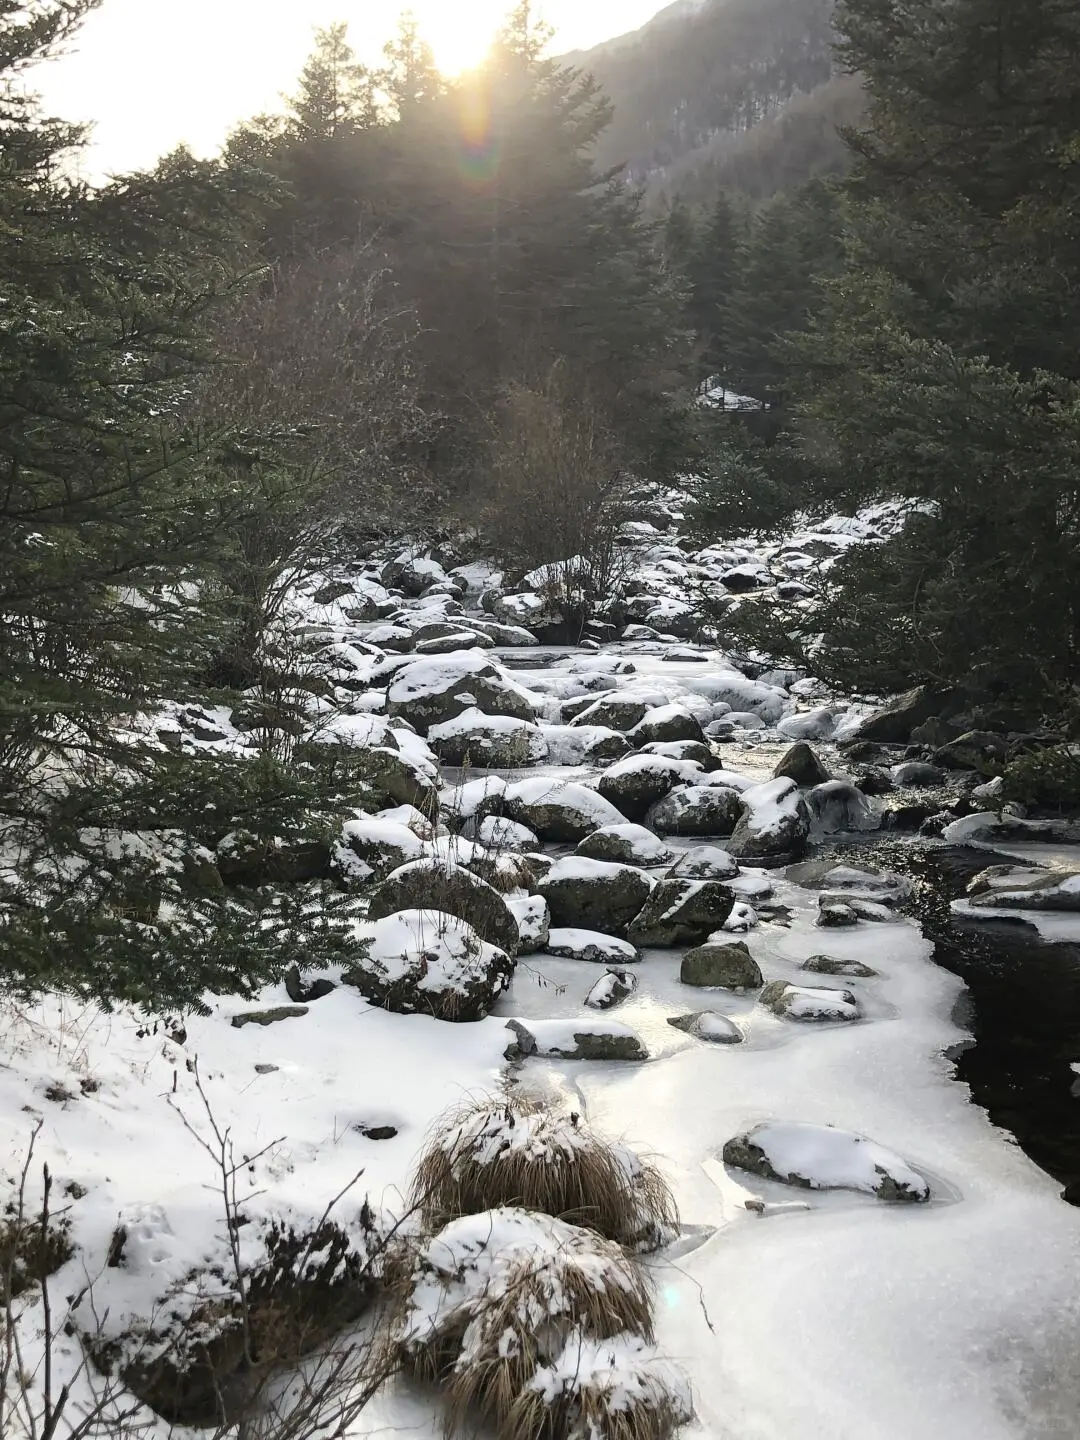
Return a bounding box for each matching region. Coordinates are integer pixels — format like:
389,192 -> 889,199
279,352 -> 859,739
575,824 -> 674,867
627,879 -> 735,947
723,1122 -> 929,1201
853,685 -> 953,744
504,778 -> 625,842
596,755 -> 704,823
537,857 -> 654,938
386,652 -> 536,734
964,864 -> 1080,912
338,817 -> 426,881
728,778 -> 811,864
646,784 -> 742,837
568,695 -> 650,731
427,709 -> 549,767
366,859 -> 520,955
507,894 -> 550,955
350,747 -> 440,814
932,730 -> 1010,775
640,740 -> 724,772
680,940 -> 762,990
666,845 -> 739,882
627,704 -> 706,746
344,911 -> 513,1021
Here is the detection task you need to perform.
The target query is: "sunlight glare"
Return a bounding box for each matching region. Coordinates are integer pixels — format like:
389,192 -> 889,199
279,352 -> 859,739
418,0 -> 507,76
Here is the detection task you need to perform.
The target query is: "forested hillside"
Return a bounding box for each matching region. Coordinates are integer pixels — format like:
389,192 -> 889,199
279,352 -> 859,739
565,0 -> 849,199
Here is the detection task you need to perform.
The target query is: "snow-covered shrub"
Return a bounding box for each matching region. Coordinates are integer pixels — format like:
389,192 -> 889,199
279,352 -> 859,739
396,1207 -> 666,1437
411,1096 -> 677,1252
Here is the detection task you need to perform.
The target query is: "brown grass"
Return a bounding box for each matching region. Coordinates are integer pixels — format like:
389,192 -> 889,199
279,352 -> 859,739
410,1096 -> 678,1252
508,1373 -> 691,1440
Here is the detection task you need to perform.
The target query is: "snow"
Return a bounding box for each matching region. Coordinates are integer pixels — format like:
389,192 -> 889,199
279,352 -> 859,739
732,1122 -> 930,1200
738,776 -> 806,840
546,930 -> 641,964
543,855 -> 657,888
505,778 -> 626,828
353,909 -> 508,993
507,1017 -> 648,1058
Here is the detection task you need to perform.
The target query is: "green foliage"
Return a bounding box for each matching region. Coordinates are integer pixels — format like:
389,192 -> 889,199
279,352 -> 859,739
1001,747 -> 1080,812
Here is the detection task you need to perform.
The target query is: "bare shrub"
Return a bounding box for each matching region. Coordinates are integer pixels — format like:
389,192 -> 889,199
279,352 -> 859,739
410,1094 -> 678,1251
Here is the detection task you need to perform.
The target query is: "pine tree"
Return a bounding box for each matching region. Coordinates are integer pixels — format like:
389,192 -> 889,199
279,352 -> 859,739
382,11 -> 443,114
288,21 -> 376,140
686,190 -> 742,381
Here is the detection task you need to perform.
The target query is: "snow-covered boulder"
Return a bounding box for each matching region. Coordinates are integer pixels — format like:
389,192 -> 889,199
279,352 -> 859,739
539,724 -> 632,764
505,1018 -> 649,1062
596,754 -> 705,823
964,864 -> 1080,912
680,940 -> 762,990
508,894 -> 550,955
728,777 -> 811,863
639,738 -> 724,771
472,814 -> 539,851
381,551 -> 449,597
537,857 -> 654,938
627,704 -> 706,746
366,858 -> 520,955
759,980 -> 861,1022
428,708 -> 549,767
442,775 -> 508,829
504,778 -> 625,842
568,695 -> 649,731
646,783 -> 743,837
776,706 -> 841,741
338,816 -> 427,881
722,1122 -> 929,1202
786,860 -> 912,905
684,672 -> 788,725
546,929 -> 640,965
575,824 -> 675,867
345,910 -> 513,1021
386,651 -> 537,734
585,969 -> 639,1009
802,954 -> 878,978
667,845 -> 739,881
627,879 -> 735,948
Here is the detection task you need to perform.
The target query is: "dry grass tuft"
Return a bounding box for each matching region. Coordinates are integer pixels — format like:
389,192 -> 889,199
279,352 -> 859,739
395,1208 -> 656,1438
410,1095 -> 678,1252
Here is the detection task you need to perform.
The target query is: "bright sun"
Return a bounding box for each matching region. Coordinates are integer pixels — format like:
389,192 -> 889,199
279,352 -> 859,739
419,3 -> 504,75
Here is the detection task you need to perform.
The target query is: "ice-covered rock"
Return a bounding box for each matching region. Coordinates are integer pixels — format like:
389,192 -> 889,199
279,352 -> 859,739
505,1018 -> 649,1062
345,910 -> 513,1021
964,864 -> 1080,912
596,754 -> 706,823
722,1122 -> 929,1202
386,651 -> 537,733
428,708 -> 549,767
802,954 -> 879,977
367,858 -> 520,955
568,695 -> 649,731
667,845 -> 739,881
627,704 -> 706,746
667,1011 -> 742,1044
807,780 -> 882,834
776,706 -> 840,741
339,816 -> 427,880
585,969 -> 639,1010
508,894 -> 551,955
537,856 -> 655,937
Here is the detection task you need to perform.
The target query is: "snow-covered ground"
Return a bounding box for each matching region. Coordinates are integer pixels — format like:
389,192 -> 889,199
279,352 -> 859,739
4,499 -> 1079,1439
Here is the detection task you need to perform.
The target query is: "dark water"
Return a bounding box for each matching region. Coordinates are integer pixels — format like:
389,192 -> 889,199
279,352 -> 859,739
886,843 -> 1080,1204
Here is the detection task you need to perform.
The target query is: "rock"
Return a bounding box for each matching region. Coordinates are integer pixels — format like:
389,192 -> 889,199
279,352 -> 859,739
646,784 -> 743,837
427,709 -> 549,767
627,704 -> 706,746
339,817 -> 427,880
680,940 -> 762,990
585,969 -> 639,1010
356,1124 -> 398,1141
667,845 -> 739,881
639,739 -> 724,771
381,552 -> 449,597
312,580 -> 355,605
539,724 -> 632,763
815,901 -> 859,927
367,859 -> 520,955
284,967 -> 337,1003
568,696 -> 649,731
775,706 -> 839,742
504,1018 -> 648,1062
507,894 -> 550,955
806,780 -> 882,834
801,954 -> 878,977
773,742 -> 831,787
345,910 -> 513,1022
537,857 -> 654,937
667,1012 -> 742,1044
627,879 -> 735,947
855,685 -> 953,744
471,815 -> 539,851
759,980 -> 860,1021
352,747 -> 440,814
231,1006 -> 308,1029
504,778 -> 626,842
596,755 -> 703,823
545,929 -> 640,965
575,824 -> 674,867
853,766 -> 895,796
933,730 -> 1010,776
720,563 -> 772,592
216,833 -> 332,886
891,760 -> 944,787
728,778 -> 811,864
785,860 -> 912,904
816,894 -> 894,924
722,1122 -> 929,1201
466,619 -> 540,647
386,652 -> 535,734
964,865 -> 1080,912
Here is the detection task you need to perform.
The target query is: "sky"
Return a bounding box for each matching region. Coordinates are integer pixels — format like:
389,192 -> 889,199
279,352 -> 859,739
35,0 -> 663,178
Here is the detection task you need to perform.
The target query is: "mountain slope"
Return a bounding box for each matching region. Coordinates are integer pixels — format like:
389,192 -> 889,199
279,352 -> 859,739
566,0 -> 847,197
